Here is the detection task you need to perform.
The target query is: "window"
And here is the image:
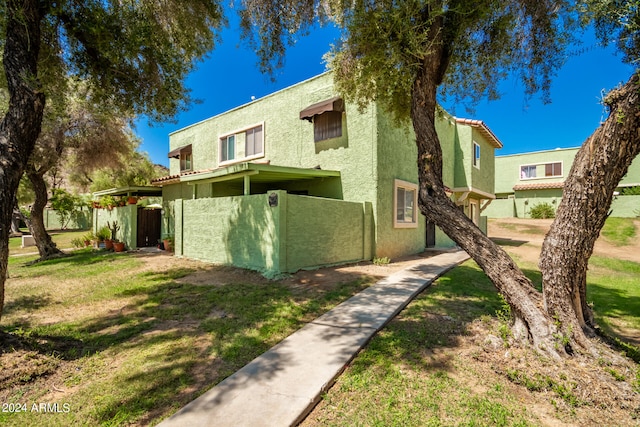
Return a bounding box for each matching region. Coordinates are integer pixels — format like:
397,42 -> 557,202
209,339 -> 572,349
180,147 -> 192,172
314,111 -> 342,142
394,179 -> 418,228
521,165 -> 537,179
245,125 -> 263,157
473,142 -> 480,168
219,123 -> 264,165
520,161 -> 563,180
220,134 -> 235,163
545,162 -> 562,177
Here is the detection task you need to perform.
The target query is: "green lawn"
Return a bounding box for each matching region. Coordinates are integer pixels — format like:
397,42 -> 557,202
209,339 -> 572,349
0,250 -> 375,426
303,254 -> 640,426
8,229 -> 88,256
600,217 -> 637,246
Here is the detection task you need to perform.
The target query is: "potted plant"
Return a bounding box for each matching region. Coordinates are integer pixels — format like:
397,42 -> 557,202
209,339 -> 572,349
100,195 -> 117,210
95,226 -> 111,249
163,235 -> 174,252
113,240 -> 126,252
106,221 -> 120,250
82,232 -> 95,247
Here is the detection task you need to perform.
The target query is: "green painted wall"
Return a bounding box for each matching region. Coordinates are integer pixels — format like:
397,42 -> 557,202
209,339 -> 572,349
168,73 -> 377,206
175,192 -> 370,275
180,194 -> 280,273
374,106 -> 425,259
285,195 -> 371,271
611,195 -> 640,218
93,205 -> 137,249
494,148 -> 579,194
44,208 -> 92,230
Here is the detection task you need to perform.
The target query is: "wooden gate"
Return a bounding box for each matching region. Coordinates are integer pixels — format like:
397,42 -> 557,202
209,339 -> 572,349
137,207 -> 161,247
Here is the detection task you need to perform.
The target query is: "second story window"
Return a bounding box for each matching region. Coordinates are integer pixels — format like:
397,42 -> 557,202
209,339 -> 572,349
219,123 -> 264,166
473,142 -> 481,169
180,146 -> 192,172
314,111 -> 342,142
220,134 -> 235,163
300,97 -> 345,143
245,125 -> 263,157
545,162 -> 562,177
521,165 -> 537,179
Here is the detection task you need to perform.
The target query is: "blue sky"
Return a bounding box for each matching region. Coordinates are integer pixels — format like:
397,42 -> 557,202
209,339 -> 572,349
135,21 -> 635,167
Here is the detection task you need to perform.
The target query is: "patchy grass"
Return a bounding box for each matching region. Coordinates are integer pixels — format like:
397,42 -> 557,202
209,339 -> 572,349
601,217 -> 637,246
9,230 -> 87,256
303,257 -> 640,427
0,251 -> 375,426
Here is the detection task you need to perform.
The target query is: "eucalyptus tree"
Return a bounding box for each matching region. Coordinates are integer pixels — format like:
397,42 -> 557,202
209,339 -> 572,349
0,0 -> 224,322
238,0 -> 639,357
24,85 -> 135,260
540,1 -> 640,351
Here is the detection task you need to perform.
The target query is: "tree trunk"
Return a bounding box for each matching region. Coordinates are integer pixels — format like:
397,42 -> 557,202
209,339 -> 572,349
25,166 -> 64,260
540,73 -> 640,351
0,0 -> 46,323
409,22 -> 560,356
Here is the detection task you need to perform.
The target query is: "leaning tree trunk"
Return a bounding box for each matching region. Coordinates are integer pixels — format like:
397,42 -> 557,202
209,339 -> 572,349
540,73 -> 640,352
409,23 -> 560,356
0,0 -> 46,323
25,166 -> 64,260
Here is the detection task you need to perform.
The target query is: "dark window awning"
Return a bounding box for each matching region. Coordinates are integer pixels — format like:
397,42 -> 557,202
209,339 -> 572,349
167,144 -> 192,159
300,97 -> 344,121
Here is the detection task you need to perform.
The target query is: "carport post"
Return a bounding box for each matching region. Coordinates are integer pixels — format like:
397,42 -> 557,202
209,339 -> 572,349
244,175 -> 250,195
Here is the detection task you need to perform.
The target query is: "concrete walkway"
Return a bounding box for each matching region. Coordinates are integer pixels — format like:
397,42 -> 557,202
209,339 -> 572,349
158,250 -> 470,427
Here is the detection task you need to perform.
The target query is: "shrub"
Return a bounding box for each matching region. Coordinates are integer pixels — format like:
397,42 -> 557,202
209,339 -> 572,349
620,186 -> 640,195
529,202 -> 555,219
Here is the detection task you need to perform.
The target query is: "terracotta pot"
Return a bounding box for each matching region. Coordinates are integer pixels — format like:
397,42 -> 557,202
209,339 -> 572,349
113,242 -> 125,252
163,239 -> 172,252
127,196 -> 137,205
105,239 -> 114,250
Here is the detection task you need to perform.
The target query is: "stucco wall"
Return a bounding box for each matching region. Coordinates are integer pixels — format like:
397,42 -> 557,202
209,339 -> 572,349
44,208 -> 92,230
168,73 -> 377,206
174,192 -> 370,276
93,205 -> 137,249
611,195 -> 640,218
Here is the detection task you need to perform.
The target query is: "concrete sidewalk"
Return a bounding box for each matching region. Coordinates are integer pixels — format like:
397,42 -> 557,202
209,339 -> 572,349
158,250 -> 470,427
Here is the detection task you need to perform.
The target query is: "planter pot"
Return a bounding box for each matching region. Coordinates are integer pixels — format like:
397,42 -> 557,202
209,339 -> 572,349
105,239 -> 114,250
163,239 -> 172,252
84,240 -> 91,247
127,196 -> 138,205
113,242 -> 125,252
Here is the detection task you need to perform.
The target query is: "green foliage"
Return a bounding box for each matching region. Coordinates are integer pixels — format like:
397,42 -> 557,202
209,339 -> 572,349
373,256 -> 391,265
95,226 -> 111,241
529,202 -> 556,219
49,188 -> 82,229
620,186 -> 640,195
580,0 -> 640,64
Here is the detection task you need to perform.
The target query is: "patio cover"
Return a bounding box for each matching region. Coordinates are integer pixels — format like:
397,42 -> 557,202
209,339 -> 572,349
179,162 -> 341,195
92,186 -> 163,198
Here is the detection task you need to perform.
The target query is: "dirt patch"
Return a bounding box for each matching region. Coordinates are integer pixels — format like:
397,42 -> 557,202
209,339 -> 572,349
488,218 -> 640,264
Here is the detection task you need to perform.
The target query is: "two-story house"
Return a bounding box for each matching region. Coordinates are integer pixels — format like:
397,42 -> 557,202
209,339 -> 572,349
485,147 -> 640,218
149,73 -> 502,276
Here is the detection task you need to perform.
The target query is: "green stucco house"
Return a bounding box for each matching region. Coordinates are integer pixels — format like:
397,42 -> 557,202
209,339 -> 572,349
152,73 -> 503,276
485,147 -> 640,218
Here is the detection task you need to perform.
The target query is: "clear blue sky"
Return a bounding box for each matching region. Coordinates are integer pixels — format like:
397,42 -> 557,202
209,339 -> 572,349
135,21 -> 635,167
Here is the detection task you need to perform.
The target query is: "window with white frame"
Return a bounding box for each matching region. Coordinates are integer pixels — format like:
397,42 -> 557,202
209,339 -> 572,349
245,125 -> 263,157
520,161 -> 563,180
520,165 -> 537,179
473,142 -> 480,168
220,134 -> 235,163
394,179 -> 418,228
219,123 -> 264,165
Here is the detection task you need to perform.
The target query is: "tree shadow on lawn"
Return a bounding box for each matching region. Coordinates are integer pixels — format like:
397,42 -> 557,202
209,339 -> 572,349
1,259 -> 376,424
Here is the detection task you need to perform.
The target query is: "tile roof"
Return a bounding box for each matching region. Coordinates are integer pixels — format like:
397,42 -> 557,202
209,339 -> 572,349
513,182 -> 564,191
455,118 -> 503,148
